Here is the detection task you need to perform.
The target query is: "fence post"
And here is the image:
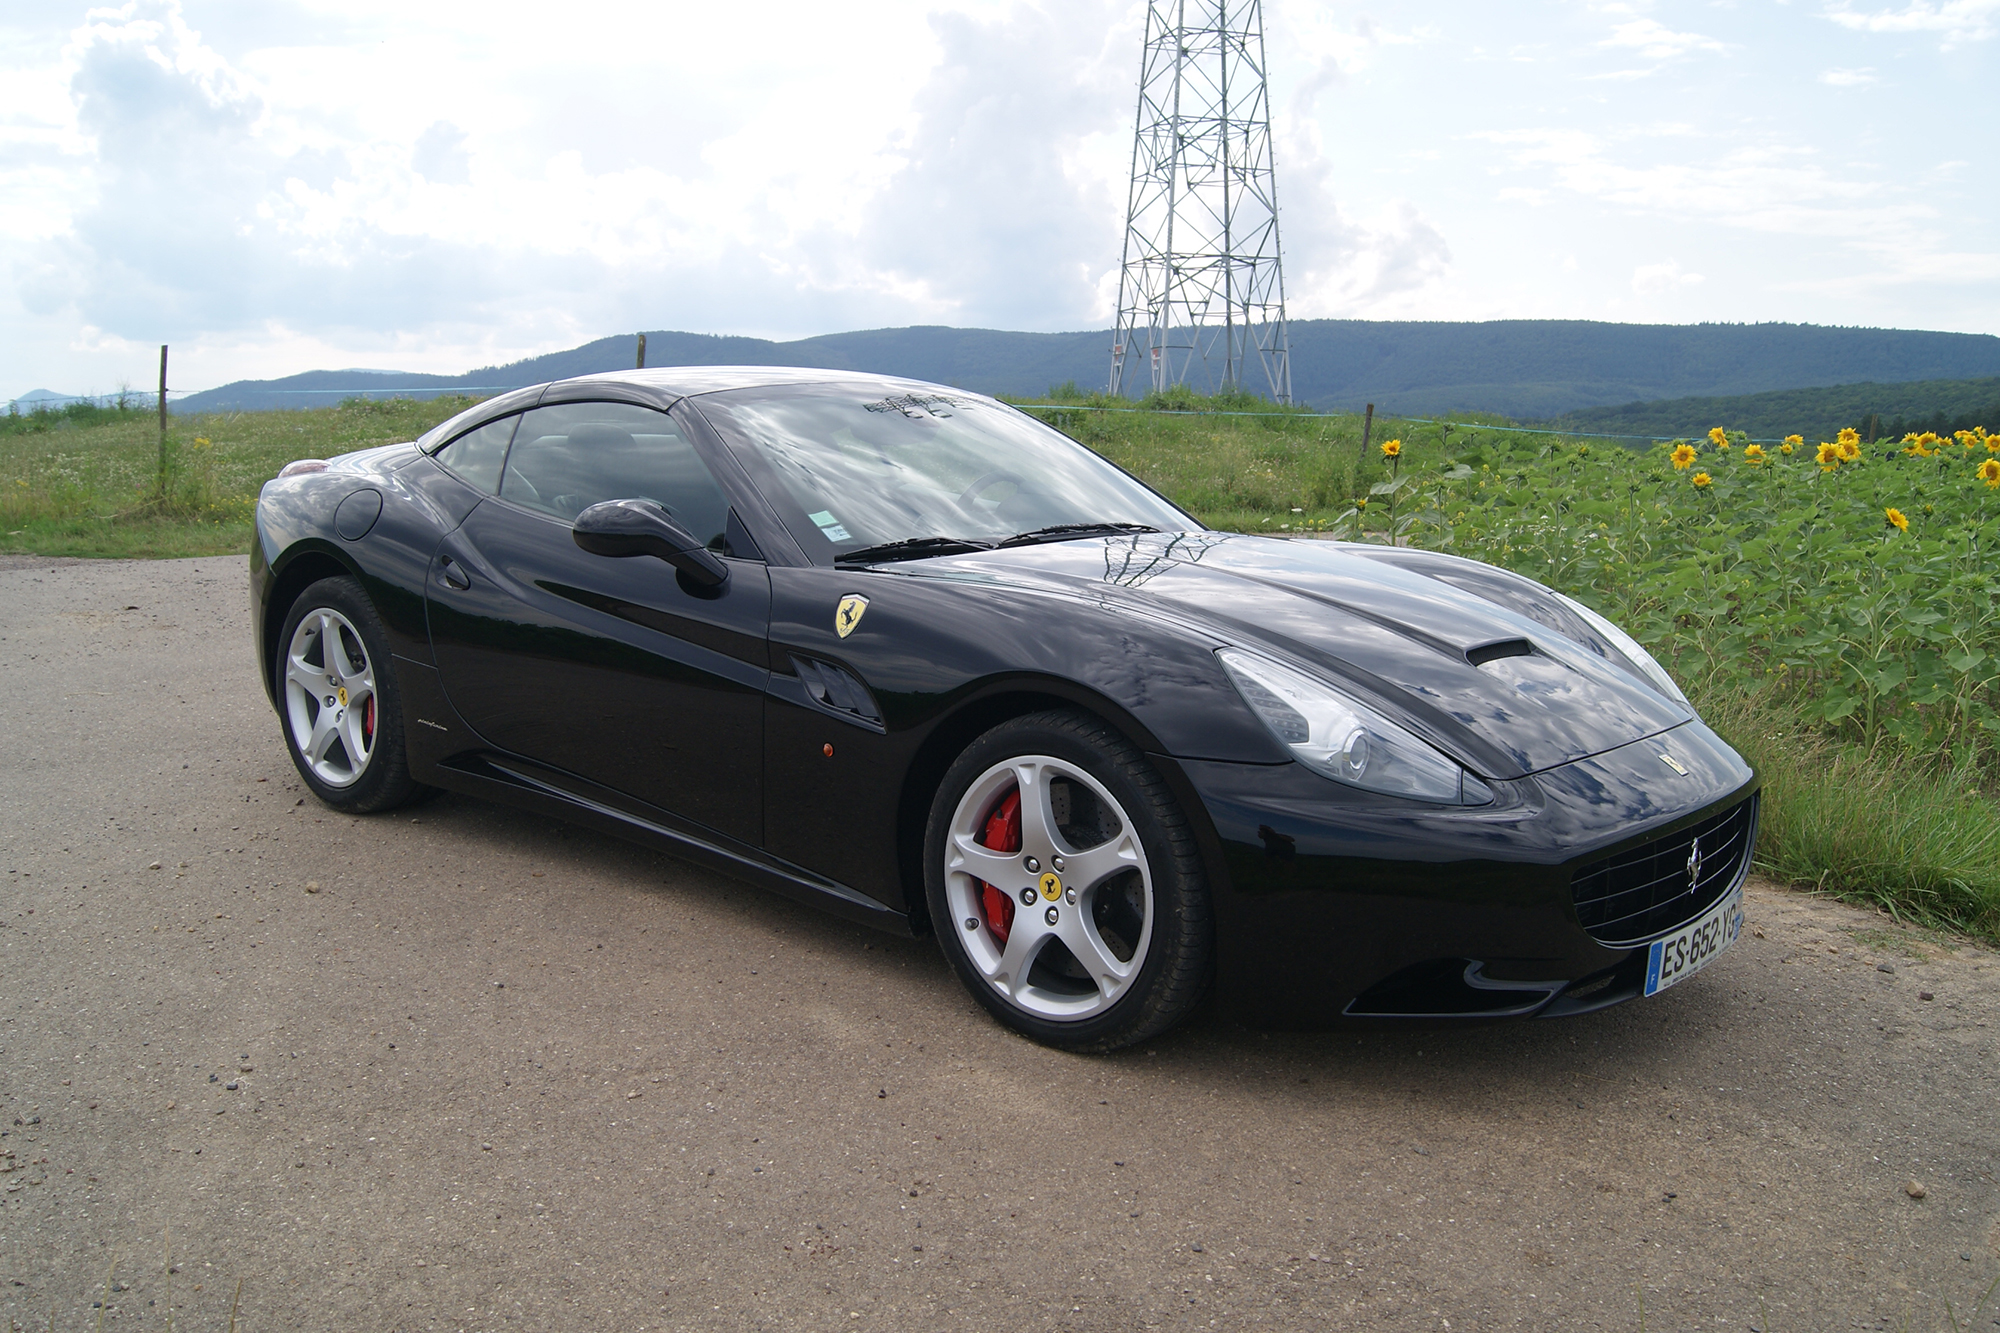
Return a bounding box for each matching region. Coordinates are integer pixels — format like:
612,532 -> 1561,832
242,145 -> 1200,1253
636,333 -> 647,370
156,344 -> 169,502
1358,402 -> 1374,462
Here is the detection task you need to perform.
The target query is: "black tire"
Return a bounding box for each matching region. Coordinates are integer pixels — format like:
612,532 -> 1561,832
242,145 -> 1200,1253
923,708 -> 1211,1051
274,576 -> 429,813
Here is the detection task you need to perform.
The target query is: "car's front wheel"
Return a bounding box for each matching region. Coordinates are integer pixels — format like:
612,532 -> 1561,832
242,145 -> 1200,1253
924,709 -> 1212,1051
276,576 -> 427,813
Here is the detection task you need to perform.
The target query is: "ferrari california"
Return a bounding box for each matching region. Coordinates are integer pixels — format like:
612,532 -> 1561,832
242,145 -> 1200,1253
251,368 -> 1757,1050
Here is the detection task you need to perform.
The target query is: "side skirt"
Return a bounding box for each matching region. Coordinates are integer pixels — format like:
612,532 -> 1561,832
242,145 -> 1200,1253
427,751 -> 913,937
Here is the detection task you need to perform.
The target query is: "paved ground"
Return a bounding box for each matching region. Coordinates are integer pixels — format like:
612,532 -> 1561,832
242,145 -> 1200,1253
2,554 -> 1998,1333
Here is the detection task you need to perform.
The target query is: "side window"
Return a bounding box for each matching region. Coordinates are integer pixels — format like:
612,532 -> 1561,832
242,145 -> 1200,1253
500,402 -> 733,549
432,414 -> 519,494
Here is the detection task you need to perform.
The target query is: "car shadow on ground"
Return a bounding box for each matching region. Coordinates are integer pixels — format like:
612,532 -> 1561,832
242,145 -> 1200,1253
405,785 -> 1747,1118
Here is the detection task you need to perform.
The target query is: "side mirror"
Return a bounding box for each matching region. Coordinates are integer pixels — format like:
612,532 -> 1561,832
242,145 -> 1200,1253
572,498 -> 729,589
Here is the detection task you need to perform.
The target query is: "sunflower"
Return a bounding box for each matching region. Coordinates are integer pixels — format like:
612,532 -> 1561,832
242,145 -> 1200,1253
1815,442 -> 1842,469
1837,427 -> 1861,447
1838,439 -> 1861,462
1670,443 -> 1698,469
1958,430 -> 1980,449
1743,443 -> 1766,462
1885,507 -> 1909,532
1708,427 -> 1730,448
1380,439 -> 1401,459
1780,440 -> 1796,454
1980,458 -> 2000,488
1692,472 -> 1713,488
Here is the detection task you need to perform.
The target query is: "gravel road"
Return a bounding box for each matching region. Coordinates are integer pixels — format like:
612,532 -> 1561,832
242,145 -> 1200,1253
3,554 -> 1998,1332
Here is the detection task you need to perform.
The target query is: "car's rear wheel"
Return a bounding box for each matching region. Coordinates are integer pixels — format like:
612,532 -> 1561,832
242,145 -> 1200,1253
924,709 -> 1211,1051
277,576 -> 426,813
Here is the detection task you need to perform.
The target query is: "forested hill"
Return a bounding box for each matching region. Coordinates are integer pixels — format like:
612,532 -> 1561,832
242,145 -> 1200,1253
173,320 -> 2000,418
1545,376 -> 2000,442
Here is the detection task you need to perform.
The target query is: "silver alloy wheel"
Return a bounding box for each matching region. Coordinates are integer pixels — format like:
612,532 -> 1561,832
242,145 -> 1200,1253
283,607 -> 378,788
944,754 -> 1154,1022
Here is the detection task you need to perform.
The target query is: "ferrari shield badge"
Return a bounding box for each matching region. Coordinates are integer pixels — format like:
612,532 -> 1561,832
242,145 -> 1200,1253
835,594 -> 869,639
1039,872 -> 1063,902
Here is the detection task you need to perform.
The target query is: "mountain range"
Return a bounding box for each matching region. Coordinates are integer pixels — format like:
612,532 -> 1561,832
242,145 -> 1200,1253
140,319 -> 2000,420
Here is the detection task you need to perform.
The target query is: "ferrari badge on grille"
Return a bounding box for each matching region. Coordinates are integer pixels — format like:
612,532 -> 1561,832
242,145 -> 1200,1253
1658,751 -> 1688,776
835,594 -> 869,638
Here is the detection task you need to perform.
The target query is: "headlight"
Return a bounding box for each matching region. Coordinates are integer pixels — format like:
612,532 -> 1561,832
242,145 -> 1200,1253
1553,592 -> 1689,708
1218,649 -> 1492,806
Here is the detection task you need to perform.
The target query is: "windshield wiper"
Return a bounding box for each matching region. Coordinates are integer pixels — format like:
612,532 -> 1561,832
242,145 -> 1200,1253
996,522 -> 1162,548
834,535 -> 995,565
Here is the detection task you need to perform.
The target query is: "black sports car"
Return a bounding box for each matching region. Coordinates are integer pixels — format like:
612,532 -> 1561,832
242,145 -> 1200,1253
252,367 -> 1758,1049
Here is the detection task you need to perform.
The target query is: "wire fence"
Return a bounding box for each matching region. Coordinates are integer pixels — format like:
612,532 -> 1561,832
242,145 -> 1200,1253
1009,401 -> 1789,445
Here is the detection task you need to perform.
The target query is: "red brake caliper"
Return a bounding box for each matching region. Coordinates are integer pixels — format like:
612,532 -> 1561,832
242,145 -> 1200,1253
976,789 -> 1021,945
363,695 -> 376,746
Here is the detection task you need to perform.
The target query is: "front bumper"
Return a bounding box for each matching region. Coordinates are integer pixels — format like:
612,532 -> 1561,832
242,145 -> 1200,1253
1175,718 -> 1759,1022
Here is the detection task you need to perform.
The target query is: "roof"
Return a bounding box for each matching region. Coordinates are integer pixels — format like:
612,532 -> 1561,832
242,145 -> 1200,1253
551,365 -> 967,400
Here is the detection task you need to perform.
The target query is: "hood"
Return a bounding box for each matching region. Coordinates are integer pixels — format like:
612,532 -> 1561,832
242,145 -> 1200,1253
900,532 -> 1691,780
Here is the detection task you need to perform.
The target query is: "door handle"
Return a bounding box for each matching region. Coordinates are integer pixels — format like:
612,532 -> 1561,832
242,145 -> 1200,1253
439,555 -> 471,591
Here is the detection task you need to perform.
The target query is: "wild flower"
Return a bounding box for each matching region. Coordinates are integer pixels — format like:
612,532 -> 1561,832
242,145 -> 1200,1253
1885,507 -> 1909,532
1671,443 -> 1697,470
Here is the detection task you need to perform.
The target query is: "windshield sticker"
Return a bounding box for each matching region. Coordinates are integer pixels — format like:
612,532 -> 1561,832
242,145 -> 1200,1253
808,510 -> 853,542
862,394 -> 965,418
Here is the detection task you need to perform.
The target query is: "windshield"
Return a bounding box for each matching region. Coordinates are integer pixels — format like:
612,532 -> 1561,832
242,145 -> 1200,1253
691,384 -> 1196,562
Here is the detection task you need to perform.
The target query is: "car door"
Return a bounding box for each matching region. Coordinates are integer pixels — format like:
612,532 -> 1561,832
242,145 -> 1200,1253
425,399 -> 770,847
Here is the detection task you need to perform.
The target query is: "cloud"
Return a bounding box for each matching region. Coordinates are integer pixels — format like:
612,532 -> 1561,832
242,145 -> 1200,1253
1600,18 -> 1731,59
1823,0 -> 2000,47
1819,66 -> 1881,85
410,122 -> 469,185
855,0 -> 1134,329
1473,124 -> 1999,293
1631,261 -> 1705,294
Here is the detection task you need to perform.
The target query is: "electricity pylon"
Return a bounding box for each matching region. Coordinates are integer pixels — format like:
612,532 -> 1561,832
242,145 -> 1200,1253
1108,0 -> 1291,403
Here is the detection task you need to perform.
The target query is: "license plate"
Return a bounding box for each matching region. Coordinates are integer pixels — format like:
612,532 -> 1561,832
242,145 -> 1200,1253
1644,888 -> 1743,997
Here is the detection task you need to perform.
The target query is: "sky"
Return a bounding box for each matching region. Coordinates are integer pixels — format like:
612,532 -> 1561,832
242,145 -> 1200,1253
1,0 -> 1995,397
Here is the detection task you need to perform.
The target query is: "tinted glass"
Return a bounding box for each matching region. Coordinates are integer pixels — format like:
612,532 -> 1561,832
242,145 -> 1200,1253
691,385 -> 1194,560
433,414 -> 518,494
500,402 -> 731,547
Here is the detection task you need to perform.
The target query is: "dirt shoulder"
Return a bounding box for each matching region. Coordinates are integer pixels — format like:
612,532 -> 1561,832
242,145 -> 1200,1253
2,556 -> 1996,1332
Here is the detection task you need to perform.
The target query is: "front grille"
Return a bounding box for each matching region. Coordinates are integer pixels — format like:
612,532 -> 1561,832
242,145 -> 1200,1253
1570,793 -> 1758,946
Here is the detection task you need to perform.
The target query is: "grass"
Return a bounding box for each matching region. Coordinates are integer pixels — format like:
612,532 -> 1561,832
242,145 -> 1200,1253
0,397 -> 477,558
5,387 -> 1998,944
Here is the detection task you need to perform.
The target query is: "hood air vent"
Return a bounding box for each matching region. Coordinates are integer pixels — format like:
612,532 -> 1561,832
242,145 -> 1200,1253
1466,638 -> 1535,669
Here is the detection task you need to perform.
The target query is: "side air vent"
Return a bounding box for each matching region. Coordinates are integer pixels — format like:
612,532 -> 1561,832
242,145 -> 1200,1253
791,656 -> 883,728
1466,638 -> 1535,668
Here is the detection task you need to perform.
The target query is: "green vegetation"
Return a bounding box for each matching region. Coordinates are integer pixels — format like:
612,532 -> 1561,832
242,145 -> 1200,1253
0,396 -> 475,557
9,389 -> 1999,941
1548,374 -> 2000,443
